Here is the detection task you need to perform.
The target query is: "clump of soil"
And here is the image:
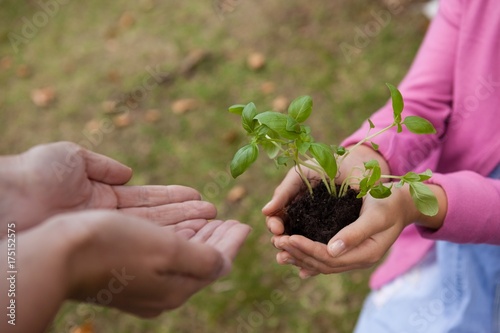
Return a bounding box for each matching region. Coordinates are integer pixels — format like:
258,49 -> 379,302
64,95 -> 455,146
283,182 -> 362,244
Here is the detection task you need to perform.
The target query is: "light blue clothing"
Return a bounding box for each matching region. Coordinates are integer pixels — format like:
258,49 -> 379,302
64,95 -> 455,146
354,165 -> 500,333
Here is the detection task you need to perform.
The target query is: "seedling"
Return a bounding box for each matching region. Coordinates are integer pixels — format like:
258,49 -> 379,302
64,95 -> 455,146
229,83 -> 439,217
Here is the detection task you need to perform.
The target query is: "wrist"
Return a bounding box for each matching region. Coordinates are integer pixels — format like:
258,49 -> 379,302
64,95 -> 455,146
399,183 -> 447,230
413,184 -> 447,230
48,213 -> 104,300
5,217 -> 78,332
60,211 -> 122,301
0,155 -> 25,235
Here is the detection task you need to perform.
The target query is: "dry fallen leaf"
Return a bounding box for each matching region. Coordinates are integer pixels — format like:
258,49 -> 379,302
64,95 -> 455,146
104,26 -> 119,40
247,52 -> 266,71
84,119 -> 101,132
227,185 -> 247,203
0,56 -> 12,70
16,64 -> 32,78
145,109 -> 161,123
223,130 -> 239,145
171,98 -> 198,114
70,321 -> 94,333
272,95 -> 289,113
106,70 -> 121,83
101,100 -> 118,114
118,11 -> 136,29
140,0 -> 155,11
260,81 -> 276,95
179,49 -> 210,77
113,113 -> 132,128
31,87 -> 56,107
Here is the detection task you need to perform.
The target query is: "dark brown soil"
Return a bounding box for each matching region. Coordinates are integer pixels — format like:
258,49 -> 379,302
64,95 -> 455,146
283,182 -> 362,244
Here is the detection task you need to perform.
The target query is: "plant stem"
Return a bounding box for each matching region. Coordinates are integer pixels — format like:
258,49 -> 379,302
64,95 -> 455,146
381,174 -> 399,179
298,159 -> 334,195
339,122 -> 395,164
339,166 -> 364,197
296,162 -> 314,195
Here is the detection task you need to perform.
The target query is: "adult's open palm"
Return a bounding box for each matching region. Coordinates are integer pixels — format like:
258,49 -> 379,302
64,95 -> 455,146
10,142 -> 216,231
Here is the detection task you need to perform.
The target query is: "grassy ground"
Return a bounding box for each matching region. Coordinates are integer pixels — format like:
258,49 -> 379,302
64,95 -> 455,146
0,1 -> 428,332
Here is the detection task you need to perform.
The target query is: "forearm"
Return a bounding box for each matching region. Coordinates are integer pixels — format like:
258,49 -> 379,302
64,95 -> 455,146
417,171 -> 500,244
0,220 -> 74,333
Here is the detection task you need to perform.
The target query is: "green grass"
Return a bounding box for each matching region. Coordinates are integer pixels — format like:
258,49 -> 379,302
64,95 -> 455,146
0,0 -> 427,332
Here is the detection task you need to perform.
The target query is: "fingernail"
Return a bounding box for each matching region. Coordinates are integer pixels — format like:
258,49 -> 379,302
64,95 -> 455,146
285,258 -> 296,265
262,201 -> 271,212
328,240 -> 345,257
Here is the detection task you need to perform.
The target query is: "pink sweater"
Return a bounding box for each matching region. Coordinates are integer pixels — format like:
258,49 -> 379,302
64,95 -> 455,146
342,0 -> 500,289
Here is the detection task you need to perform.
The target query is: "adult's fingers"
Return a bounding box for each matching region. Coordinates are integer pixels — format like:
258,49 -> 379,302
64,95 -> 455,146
205,220 -> 252,261
189,220 -> 251,276
189,220 -> 225,243
113,185 -> 202,208
175,229 -> 196,239
83,148 -> 132,185
162,219 -> 208,233
165,234 -> 228,279
119,200 -> 217,225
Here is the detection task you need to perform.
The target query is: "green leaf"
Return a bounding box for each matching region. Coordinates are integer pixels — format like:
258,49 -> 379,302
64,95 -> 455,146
242,103 -> 257,134
409,182 -> 439,216
300,131 -> 313,143
370,183 -> 392,199
276,156 -> 292,166
254,112 -> 299,140
255,126 -> 281,145
368,118 -> 375,129
297,141 -> 311,155
357,178 -> 369,198
309,143 -> 337,179
371,142 -> 379,150
230,144 -> 259,178
403,116 -> 437,134
228,104 -> 246,115
288,95 -> 313,123
418,169 -> 433,181
363,159 -> 379,170
301,125 -> 312,135
386,83 -> 404,123
402,169 -> 433,183
401,171 -> 420,183
335,146 -> 346,156
286,116 -> 301,133
262,141 -> 280,159
367,165 -> 381,187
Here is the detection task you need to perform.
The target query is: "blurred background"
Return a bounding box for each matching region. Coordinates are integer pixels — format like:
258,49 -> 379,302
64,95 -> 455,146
0,0 -> 431,332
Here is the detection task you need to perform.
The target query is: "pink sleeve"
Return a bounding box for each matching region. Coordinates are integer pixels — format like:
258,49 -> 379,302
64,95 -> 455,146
417,172 -> 500,244
341,1 -> 500,244
341,0 -> 462,175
